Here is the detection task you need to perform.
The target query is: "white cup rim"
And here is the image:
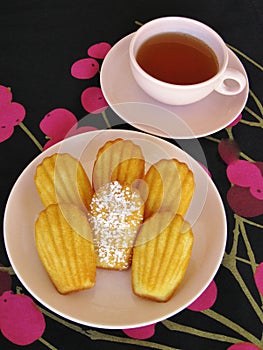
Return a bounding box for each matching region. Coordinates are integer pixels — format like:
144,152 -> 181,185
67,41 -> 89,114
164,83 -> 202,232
129,16 -> 229,89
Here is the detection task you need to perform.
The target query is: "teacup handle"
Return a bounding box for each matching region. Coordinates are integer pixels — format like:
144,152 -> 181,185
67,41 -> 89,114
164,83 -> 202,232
215,68 -> 247,96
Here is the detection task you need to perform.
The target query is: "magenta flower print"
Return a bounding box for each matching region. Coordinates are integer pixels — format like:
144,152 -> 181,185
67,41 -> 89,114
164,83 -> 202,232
71,42 -> 111,117
87,42 -> 111,59
254,262 -> 263,295
227,160 -> 262,189
71,58 -> 99,79
0,86 -> 12,104
0,291 -> 45,345
227,160 -> 263,200
81,87 -> 108,114
122,323 -> 156,340
71,42 -> 111,80
188,280 -> 217,311
218,139 -> 263,217
226,162 -> 263,217
0,86 -> 26,142
40,108 -> 97,150
0,266 -> 12,295
198,162 -> 212,178
227,343 -> 263,350
71,42 -> 111,79
226,113 -> 242,128
218,138 -> 240,165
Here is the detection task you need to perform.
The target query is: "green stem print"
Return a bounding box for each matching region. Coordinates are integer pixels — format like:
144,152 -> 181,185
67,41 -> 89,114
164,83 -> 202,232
102,109 -> 112,129
222,215 -> 263,323
0,266 -> 15,275
202,309 -> 262,347
241,89 -> 263,128
38,337 -> 57,350
19,122 -> 43,152
163,319 -> 247,345
226,44 -> 263,72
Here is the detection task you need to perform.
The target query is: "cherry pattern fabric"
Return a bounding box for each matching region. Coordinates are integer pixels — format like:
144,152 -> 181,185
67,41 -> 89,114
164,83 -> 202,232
0,37 -> 262,349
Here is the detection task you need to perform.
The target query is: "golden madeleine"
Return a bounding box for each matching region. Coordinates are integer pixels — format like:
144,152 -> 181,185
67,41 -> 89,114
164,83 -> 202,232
92,138 -> 145,191
35,153 -> 93,211
35,203 -> 96,294
88,181 -> 144,270
140,158 -> 195,219
132,212 -> 193,302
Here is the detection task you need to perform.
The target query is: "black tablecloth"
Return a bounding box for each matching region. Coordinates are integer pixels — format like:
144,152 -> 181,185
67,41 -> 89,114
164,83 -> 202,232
0,1 -> 262,349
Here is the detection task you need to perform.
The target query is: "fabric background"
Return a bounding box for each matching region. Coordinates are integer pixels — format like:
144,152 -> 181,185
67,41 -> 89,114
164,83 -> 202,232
0,1 -> 262,349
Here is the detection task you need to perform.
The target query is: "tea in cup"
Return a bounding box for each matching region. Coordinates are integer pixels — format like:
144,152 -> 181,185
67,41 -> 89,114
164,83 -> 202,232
129,17 -> 247,105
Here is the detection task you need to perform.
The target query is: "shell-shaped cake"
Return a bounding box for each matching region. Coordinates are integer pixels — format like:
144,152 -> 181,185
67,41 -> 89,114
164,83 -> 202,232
35,203 -> 96,294
140,159 -> 195,219
35,153 -> 93,211
92,138 -> 145,191
88,181 -> 144,270
132,212 -> 194,302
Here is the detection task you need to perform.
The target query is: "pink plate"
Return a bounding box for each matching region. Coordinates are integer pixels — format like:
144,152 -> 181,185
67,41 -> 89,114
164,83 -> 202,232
4,129 -> 226,328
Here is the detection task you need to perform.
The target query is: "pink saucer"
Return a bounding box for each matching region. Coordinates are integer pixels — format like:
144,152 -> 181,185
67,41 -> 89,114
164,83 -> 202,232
101,33 -> 249,139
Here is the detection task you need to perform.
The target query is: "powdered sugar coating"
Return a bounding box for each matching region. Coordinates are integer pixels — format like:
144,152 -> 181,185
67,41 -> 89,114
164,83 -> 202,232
88,181 -> 144,269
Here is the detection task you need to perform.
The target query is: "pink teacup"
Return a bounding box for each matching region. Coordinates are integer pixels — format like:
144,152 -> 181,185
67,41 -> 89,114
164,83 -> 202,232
129,17 -> 247,105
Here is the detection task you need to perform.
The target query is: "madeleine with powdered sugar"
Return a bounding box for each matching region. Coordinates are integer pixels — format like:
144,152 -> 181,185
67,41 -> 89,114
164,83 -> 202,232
89,139 -> 145,270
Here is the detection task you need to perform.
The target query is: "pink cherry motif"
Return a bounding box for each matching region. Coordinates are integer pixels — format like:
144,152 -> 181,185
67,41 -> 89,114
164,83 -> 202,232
0,291 -> 45,346
227,343 -> 262,350
198,162 -> 212,178
81,87 -> 108,114
71,58 -> 99,79
87,42 -> 111,59
0,94 -> 26,142
0,86 -> 12,104
254,262 -> 263,295
40,108 -> 77,137
40,108 -> 97,150
226,113 -> 242,128
218,139 -> 240,165
250,180 -> 263,200
187,280 -> 217,311
71,42 -> 111,80
227,160 -> 262,188
226,162 -> 263,217
71,43 -> 111,114
227,160 -> 263,201
0,102 -> 26,126
122,323 -> 156,339
0,269 -> 12,295
227,185 -> 263,217
218,139 -> 263,217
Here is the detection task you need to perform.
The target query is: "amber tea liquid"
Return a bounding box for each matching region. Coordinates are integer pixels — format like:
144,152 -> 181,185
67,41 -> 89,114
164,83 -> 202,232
136,32 -> 219,85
